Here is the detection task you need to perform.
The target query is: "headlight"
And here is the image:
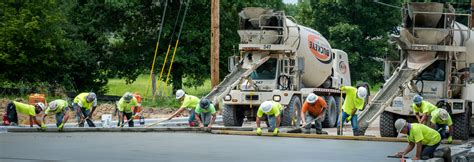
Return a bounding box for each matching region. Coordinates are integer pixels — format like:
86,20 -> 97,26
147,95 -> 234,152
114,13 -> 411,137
224,95 -> 232,101
273,95 -> 281,102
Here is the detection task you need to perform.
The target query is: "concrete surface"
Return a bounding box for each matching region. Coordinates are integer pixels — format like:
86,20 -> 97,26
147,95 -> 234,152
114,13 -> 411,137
6,127 -> 253,132
0,132 -> 410,162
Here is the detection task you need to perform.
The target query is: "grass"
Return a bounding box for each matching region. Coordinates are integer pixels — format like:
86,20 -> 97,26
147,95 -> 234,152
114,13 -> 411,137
106,74 -> 212,109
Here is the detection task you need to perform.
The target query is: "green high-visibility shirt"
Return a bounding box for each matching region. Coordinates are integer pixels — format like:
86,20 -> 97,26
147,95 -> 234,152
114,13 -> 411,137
73,93 -> 97,110
412,100 -> 437,114
117,97 -> 138,113
13,101 -> 36,116
407,123 -> 441,146
430,109 -> 453,126
195,103 -> 216,114
257,101 -> 282,118
45,99 -> 68,114
180,95 -> 200,109
341,86 -> 365,115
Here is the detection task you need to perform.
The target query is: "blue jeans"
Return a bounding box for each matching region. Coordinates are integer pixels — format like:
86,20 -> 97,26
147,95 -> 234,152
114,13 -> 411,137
199,112 -> 212,126
436,124 -> 448,139
267,115 -> 276,132
188,109 -> 197,126
55,111 -> 65,127
337,111 -> 359,131
73,104 -> 95,127
304,113 -> 323,131
421,143 -> 440,159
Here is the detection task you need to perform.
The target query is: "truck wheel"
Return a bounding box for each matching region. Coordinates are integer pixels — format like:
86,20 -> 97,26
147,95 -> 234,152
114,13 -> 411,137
223,105 -> 244,127
323,96 -> 338,128
281,96 -> 301,126
380,111 -> 397,137
453,110 -> 471,140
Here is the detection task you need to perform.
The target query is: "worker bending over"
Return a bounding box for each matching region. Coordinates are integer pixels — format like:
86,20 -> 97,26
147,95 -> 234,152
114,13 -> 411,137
117,92 -> 139,127
337,86 -> 367,136
194,98 -> 217,128
394,118 -> 441,160
430,108 -> 453,144
167,89 -> 200,127
5,101 -> 46,130
43,99 -> 70,131
73,92 -> 97,127
412,95 -> 437,124
301,93 -> 328,134
256,101 -> 282,136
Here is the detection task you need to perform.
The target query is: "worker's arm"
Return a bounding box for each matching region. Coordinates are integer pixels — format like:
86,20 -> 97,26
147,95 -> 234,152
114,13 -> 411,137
89,106 -> 97,118
396,142 -> 415,158
300,111 -> 306,127
449,125 -> 453,137
167,107 -> 186,120
351,108 -> 357,116
29,116 -> 34,127
256,116 -> 261,128
208,113 -> 217,128
413,142 -> 423,160
195,113 -> 203,128
32,116 -> 43,127
317,108 -> 327,121
420,113 -> 429,124
415,113 -> 421,123
42,114 -> 48,125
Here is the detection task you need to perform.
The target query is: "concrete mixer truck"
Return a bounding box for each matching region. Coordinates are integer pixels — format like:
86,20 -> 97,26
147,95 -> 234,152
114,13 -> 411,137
355,2 -> 473,140
213,7 -> 351,127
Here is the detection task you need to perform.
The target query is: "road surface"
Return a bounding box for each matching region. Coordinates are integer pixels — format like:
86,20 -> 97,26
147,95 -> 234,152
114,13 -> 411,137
0,132 -> 411,162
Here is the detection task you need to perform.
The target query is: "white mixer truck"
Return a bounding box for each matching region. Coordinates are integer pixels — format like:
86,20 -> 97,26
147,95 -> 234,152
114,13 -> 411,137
208,8 -> 351,127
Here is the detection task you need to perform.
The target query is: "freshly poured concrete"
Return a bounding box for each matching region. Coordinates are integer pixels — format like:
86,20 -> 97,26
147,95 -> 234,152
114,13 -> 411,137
0,132 -> 411,162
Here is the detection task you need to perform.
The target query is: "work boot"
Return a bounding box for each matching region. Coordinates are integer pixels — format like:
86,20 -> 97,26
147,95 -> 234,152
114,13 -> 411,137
10,122 -> 17,126
303,129 -> 311,134
353,129 -> 360,136
316,130 -> 328,135
434,146 -> 451,162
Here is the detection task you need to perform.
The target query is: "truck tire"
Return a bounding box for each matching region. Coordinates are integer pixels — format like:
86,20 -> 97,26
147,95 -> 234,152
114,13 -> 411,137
281,96 -> 301,126
380,111 -> 397,137
453,110 -> 470,140
223,104 -> 244,127
323,96 -> 338,128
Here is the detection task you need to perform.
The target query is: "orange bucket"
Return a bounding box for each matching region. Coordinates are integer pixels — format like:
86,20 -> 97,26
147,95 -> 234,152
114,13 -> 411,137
28,93 -> 46,105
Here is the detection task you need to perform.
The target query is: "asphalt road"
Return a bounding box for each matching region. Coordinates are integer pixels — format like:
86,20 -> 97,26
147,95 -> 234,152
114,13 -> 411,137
0,132 -> 412,162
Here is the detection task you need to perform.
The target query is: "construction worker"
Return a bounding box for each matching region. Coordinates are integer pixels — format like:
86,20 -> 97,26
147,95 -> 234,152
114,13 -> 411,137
117,92 -> 139,127
430,109 -> 453,144
337,86 -> 367,136
194,98 -> 217,128
42,99 -> 70,131
412,94 -> 437,124
5,101 -> 46,130
167,89 -> 200,127
301,93 -> 328,134
256,101 -> 282,136
393,118 -> 441,160
73,92 -> 97,127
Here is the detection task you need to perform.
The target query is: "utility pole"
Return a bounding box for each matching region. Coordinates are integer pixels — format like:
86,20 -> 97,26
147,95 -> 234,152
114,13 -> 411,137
211,0 -> 219,87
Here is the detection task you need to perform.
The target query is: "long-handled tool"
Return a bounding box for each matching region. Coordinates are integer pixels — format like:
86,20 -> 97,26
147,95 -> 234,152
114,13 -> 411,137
144,119 -> 168,128
338,92 -> 344,135
74,116 -> 90,127
287,118 -> 319,133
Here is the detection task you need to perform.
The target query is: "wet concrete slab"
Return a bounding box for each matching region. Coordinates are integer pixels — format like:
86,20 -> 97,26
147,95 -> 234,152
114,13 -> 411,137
0,132 -> 410,162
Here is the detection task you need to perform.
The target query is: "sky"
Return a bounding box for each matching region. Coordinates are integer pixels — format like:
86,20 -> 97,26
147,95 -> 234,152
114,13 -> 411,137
283,0 -> 298,4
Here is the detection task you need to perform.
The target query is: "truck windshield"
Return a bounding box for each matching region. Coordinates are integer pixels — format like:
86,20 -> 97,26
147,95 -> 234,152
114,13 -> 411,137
251,58 -> 277,80
416,60 -> 445,81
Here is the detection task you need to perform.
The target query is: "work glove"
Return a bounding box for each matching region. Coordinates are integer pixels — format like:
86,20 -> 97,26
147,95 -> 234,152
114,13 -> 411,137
273,128 -> 279,136
256,128 -> 262,136
58,123 -> 64,131
447,136 -> 453,144
40,123 -> 46,131
346,116 -> 352,123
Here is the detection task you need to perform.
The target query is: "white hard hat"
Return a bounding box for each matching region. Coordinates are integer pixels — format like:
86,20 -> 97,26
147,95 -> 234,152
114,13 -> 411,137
260,101 -> 273,113
176,89 -> 185,99
306,93 -> 318,104
36,102 -> 46,111
357,87 -> 367,99
439,109 -> 449,121
48,101 -> 58,111
395,118 -> 407,134
86,92 -> 96,102
123,92 -> 133,101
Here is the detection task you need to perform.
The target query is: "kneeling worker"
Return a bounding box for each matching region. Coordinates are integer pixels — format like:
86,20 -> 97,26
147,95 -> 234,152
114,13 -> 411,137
43,99 -> 70,131
430,109 -> 453,143
256,101 -> 282,136
194,98 -> 217,128
393,118 -> 441,160
301,93 -> 328,134
5,101 -> 46,130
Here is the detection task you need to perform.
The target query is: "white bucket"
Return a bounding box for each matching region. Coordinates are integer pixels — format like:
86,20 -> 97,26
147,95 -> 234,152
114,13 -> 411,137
101,114 -> 112,128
